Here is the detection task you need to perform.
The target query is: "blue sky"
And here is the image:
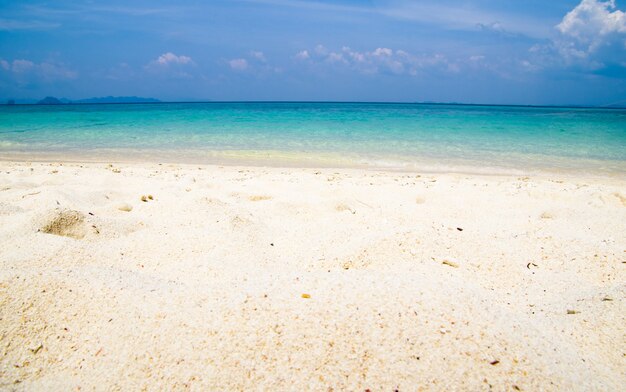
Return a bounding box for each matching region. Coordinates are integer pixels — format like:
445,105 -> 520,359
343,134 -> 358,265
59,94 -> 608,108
1,0 -> 625,105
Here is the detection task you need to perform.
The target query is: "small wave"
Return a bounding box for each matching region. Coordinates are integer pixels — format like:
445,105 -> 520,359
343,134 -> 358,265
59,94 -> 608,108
0,140 -> 22,148
0,129 -> 28,134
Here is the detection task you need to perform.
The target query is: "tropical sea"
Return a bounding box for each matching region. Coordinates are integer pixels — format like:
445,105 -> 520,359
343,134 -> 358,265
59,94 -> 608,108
1,102 -> 625,174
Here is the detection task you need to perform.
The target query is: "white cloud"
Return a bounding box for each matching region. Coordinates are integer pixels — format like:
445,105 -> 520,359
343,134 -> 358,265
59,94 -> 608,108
11,59 -> 35,73
226,52 -> 282,74
557,0 -> 626,46
295,50 -> 310,60
527,0 -> 626,72
477,21 -> 506,33
155,52 -> 194,66
314,44 -> 328,56
38,62 -> 78,81
343,47 -> 365,62
250,51 -> 266,62
326,52 -> 346,64
229,58 -> 248,71
556,0 -> 626,63
371,48 -> 393,57
0,58 -> 77,81
144,53 -> 196,79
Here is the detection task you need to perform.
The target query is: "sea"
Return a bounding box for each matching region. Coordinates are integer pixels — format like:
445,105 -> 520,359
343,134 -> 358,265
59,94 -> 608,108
1,102 -> 625,175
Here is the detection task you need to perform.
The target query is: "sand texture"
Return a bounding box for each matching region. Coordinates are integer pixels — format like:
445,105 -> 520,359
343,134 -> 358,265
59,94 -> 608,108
0,161 -> 624,390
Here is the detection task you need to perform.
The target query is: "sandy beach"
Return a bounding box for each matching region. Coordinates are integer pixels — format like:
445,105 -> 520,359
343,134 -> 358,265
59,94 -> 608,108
0,160 -> 624,390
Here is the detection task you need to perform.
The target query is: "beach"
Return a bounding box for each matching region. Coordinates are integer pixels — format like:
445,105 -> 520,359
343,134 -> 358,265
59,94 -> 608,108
0,160 -> 624,390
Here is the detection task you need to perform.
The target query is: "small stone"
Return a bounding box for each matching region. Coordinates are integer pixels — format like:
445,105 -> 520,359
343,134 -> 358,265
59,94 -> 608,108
117,203 -> 133,212
301,293 -> 311,299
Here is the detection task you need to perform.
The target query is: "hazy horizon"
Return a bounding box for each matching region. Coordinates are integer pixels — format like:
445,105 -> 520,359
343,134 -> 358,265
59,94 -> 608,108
5,97 -> 626,109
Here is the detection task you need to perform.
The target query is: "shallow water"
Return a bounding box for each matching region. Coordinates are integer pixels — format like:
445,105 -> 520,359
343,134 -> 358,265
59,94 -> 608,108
1,102 -> 625,173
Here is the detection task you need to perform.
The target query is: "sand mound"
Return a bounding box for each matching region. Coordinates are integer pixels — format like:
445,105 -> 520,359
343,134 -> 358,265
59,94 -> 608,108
40,209 -> 87,239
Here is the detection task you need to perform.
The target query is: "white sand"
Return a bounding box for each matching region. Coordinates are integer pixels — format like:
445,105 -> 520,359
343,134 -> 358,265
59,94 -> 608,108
0,161 -> 624,390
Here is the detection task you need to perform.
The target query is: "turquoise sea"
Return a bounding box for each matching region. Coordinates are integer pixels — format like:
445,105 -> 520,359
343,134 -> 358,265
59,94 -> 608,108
1,102 -> 625,174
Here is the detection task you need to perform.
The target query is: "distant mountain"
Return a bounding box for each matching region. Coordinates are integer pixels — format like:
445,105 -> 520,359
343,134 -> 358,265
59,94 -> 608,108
73,96 -> 160,104
32,96 -> 160,105
37,96 -> 65,105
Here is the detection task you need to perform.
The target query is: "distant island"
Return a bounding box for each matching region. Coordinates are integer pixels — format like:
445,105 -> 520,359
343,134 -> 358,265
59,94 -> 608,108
26,96 -> 160,105
37,96 -> 65,105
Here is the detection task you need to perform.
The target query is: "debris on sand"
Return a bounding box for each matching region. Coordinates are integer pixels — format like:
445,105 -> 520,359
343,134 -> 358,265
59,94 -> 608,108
442,260 -> 459,268
30,344 -> 44,354
249,195 -> 272,201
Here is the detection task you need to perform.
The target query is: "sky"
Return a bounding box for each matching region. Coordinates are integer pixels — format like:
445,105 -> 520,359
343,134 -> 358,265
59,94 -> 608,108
0,0 -> 625,105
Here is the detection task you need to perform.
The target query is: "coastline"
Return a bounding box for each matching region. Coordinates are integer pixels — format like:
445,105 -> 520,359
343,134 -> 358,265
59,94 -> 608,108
1,159 -> 624,389
2,148 -> 625,179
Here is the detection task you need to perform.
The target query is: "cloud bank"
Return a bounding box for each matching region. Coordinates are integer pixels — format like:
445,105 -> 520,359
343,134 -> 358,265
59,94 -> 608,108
523,0 -> 626,75
296,45 -> 459,76
557,0 -> 626,49
0,58 -> 77,83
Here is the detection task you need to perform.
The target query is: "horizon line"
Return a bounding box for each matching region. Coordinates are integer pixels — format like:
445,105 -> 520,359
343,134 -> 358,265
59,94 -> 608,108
2,100 -> 626,110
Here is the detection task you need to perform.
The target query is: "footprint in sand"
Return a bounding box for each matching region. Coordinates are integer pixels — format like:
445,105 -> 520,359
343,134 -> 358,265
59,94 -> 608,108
39,208 -> 143,239
201,197 -> 228,207
39,209 -> 88,239
613,193 -> 626,207
0,202 -> 25,216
